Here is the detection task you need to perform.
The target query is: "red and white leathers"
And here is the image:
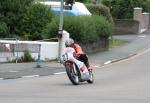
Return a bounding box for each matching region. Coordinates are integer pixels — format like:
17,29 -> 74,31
70,43 -> 92,71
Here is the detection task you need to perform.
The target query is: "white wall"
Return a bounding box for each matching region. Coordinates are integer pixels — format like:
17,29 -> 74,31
0,40 -> 59,62
40,42 -> 58,61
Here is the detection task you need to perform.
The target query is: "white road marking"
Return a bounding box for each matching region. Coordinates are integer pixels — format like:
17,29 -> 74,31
138,35 -> 146,38
91,64 -> 102,68
91,63 -> 102,68
102,48 -> 150,68
53,72 -> 66,75
8,71 -> 19,73
104,60 -> 112,65
22,75 -> 40,78
93,65 -> 100,68
0,78 -> 4,80
140,29 -> 147,33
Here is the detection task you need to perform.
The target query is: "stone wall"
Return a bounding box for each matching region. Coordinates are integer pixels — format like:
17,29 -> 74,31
113,7 -> 150,35
78,37 -> 109,54
134,7 -> 149,33
113,19 -> 140,35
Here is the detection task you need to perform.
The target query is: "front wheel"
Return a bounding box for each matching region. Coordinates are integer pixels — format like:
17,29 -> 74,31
65,63 -> 79,85
87,71 -> 94,84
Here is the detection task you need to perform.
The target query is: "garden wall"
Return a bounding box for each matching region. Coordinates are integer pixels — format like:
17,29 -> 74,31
79,38 -> 109,54
113,19 -> 139,35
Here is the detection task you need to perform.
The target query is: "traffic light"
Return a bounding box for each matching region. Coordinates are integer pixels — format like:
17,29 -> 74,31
65,0 -> 75,6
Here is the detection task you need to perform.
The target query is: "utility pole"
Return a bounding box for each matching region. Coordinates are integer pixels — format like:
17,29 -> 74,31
58,0 -> 64,61
58,0 -> 73,61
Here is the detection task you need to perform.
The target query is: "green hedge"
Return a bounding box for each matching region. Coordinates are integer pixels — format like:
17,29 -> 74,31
146,0 -> 150,13
17,49 -> 34,63
86,4 -> 113,23
0,22 -> 9,38
20,3 -> 53,40
43,15 -> 112,43
0,1 -> 53,40
102,0 -> 150,19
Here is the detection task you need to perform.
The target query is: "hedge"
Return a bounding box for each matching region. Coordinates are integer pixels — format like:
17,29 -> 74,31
0,22 -> 9,38
0,1 -> 53,40
86,4 -> 113,23
102,0 -> 150,19
43,15 -> 112,44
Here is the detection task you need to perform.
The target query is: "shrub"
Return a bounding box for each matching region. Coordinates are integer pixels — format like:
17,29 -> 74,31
42,16 -> 59,39
0,0 -> 34,38
18,49 -> 34,62
21,3 -> 54,40
86,4 -> 113,23
75,0 -> 90,3
64,16 -> 112,43
0,22 -> 9,38
43,15 -> 112,44
102,0 -> 150,19
145,0 -> 150,13
0,1 -> 54,40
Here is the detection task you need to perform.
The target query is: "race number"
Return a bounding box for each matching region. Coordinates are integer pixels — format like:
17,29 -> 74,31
62,53 -> 68,61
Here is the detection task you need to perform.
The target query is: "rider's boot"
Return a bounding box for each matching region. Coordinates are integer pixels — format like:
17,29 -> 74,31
88,66 -> 93,72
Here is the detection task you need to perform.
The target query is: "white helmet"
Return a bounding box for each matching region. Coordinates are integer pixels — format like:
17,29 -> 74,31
65,38 -> 74,47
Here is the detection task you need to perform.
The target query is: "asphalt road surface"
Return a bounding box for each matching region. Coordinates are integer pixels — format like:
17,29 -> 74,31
0,48 -> 150,103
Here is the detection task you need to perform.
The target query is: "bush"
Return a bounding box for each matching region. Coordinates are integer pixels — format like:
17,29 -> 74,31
0,0 -> 34,38
0,22 -> 9,38
102,0 -> 150,19
0,1 -> 54,40
43,15 -> 112,44
18,49 -> 34,62
76,0 -> 90,3
42,16 -> 59,39
64,16 -> 112,43
145,0 -> 150,13
86,4 -> 113,23
21,3 -> 54,40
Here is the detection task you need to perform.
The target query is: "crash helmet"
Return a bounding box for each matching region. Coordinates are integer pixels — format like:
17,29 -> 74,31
65,38 -> 74,47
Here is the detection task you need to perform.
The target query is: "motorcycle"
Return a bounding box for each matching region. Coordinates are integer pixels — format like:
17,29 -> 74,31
61,47 -> 94,85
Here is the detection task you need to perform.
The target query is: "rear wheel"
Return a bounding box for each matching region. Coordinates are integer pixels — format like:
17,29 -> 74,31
66,63 -> 79,85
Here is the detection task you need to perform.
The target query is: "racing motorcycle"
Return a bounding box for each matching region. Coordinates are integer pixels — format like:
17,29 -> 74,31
61,47 -> 94,85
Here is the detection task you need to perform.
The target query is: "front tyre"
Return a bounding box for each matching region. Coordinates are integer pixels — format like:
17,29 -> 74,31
66,64 -> 79,85
87,71 -> 94,84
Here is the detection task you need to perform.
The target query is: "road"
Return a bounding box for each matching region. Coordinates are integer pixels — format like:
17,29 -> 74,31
0,48 -> 150,103
1,34 -> 150,79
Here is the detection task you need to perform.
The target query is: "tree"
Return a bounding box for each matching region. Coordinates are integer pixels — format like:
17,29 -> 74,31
102,0 -> 150,19
0,0 -> 54,40
0,22 -> 9,38
21,3 -> 53,40
0,0 -> 34,38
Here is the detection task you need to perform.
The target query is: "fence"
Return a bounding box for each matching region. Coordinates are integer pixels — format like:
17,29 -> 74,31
0,38 -> 18,63
15,42 -> 41,63
0,39 -> 41,63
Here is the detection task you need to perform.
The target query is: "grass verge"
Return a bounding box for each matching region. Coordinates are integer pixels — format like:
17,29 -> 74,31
109,39 -> 128,48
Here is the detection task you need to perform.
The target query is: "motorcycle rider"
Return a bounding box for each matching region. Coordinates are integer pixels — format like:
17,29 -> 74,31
65,38 -> 92,71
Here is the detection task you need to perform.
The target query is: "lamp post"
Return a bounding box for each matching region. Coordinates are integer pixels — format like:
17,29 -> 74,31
58,0 -> 73,62
58,0 -> 64,61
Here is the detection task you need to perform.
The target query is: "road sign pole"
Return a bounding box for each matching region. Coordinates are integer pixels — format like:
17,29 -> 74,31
58,0 -> 64,61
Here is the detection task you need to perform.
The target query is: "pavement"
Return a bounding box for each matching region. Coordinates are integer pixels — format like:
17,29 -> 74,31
0,30 -> 150,80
